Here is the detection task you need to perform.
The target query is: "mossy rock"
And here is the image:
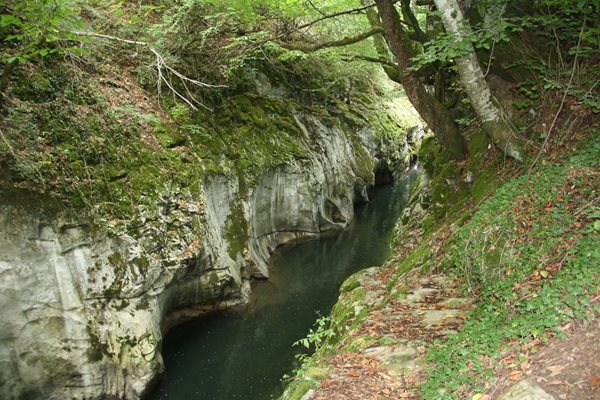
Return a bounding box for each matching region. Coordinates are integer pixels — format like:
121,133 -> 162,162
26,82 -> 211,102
339,276 -> 361,293
2,47 -> 416,232
304,366 -> 329,381
430,176 -> 469,220
154,123 -> 187,148
224,199 -> 248,260
85,325 -> 110,363
281,379 -> 315,400
388,244 -> 431,290
438,160 -> 462,180
331,286 -> 368,334
468,130 -> 490,169
418,134 -> 455,175
417,136 -> 440,174
471,164 -> 498,203
342,335 -> 400,353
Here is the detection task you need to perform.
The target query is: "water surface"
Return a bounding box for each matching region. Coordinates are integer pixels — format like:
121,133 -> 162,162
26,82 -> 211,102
148,170 -> 418,400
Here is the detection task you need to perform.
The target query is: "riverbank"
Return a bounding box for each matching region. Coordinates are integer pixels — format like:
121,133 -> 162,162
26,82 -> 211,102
282,133 -> 600,400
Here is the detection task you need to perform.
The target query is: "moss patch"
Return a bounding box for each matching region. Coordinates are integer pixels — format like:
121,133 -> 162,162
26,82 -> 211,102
282,379 -> 315,400
224,199 -> 248,259
339,276 -> 361,293
85,324 -> 110,363
471,164 -> 498,203
467,130 -> 490,168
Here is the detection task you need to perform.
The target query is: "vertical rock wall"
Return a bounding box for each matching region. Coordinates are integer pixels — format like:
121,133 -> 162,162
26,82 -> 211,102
0,99 -> 419,399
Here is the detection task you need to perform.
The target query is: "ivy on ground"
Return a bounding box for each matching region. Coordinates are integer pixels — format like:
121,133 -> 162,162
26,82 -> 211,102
420,136 -> 600,399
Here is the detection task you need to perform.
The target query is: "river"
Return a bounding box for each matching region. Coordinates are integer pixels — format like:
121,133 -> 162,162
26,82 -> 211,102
148,170 -> 418,400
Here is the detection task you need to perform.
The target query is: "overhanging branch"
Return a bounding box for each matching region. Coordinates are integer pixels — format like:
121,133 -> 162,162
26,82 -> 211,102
340,53 -> 397,67
287,28 -> 384,52
262,2 -> 377,47
72,31 -> 226,111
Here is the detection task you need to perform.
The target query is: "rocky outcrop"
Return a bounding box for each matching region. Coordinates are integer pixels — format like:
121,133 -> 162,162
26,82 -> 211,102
0,93 -> 420,398
248,110 -> 374,277
0,188 -> 240,400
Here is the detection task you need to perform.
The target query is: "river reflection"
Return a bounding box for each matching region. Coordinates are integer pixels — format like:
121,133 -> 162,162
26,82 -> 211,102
148,170 -> 418,400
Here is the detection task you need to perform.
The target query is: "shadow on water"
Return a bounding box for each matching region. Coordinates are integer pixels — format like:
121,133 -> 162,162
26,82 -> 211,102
148,169 -> 419,400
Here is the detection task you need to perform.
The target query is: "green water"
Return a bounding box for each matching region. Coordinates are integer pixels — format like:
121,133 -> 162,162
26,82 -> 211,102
148,171 -> 418,400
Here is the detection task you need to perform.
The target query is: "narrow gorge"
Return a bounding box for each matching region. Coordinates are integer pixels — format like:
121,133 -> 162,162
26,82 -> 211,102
0,64 -> 422,399
1,1 -> 598,400
150,174 -> 418,400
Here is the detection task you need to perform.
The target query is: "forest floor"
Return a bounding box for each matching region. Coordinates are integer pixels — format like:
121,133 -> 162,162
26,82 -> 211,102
487,310 -> 600,400
308,270 -> 470,400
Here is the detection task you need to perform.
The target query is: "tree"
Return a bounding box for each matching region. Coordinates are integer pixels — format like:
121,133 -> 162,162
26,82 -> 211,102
361,0 -> 402,83
432,0 -> 524,161
278,0 -> 467,159
374,0 -> 467,160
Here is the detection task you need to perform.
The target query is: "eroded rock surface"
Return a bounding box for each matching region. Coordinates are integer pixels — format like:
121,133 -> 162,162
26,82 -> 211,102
0,91 -> 420,399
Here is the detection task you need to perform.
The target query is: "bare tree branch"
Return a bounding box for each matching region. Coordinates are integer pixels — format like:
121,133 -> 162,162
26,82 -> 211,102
305,0 -> 327,17
71,31 -> 226,111
259,2 -> 377,47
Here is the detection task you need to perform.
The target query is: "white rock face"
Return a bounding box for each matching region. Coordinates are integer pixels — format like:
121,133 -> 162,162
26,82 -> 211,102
0,189 -> 235,400
248,111 -> 374,277
0,104 -> 416,399
498,379 -> 555,400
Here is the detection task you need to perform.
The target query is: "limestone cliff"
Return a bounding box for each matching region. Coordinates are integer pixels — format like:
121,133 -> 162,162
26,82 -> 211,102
0,68 -> 422,399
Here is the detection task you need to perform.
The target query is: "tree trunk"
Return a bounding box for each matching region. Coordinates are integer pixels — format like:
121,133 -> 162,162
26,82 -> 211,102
433,0 -> 524,161
362,0 -> 389,60
374,0 -> 466,160
363,0 -> 402,85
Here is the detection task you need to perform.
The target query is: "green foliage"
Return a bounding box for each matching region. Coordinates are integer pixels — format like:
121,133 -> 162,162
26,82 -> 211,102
0,61 -> 199,221
1,32 -> 399,227
293,315 -> 336,353
416,0 -> 599,69
1,0 -> 86,64
411,0 -> 600,115
411,30 -> 488,71
410,3 -> 516,72
143,0 -> 379,93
